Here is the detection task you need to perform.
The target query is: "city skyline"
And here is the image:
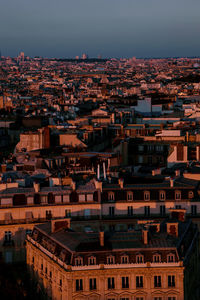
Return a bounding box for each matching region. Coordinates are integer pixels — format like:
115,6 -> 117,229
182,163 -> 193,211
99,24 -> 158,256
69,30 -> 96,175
0,0 -> 200,58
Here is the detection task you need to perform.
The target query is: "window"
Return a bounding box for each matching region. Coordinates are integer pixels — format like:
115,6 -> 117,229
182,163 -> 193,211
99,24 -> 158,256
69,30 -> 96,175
127,191 -> 133,201
88,256 -> 96,265
128,206 -> 133,216
76,279 -> 83,291
32,256 -> 34,264
121,255 -> 129,264
122,276 -> 129,288
136,298 -> 143,300
60,279 -> 62,287
136,254 -> 144,263
175,191 -> 181,200
159,191 -> 165,201
108,277 -> 115,289
188,191 -> 194,199
46,210 -> 52,220
153,254 -> 161,263
154,298 -> 162,300
45,267 -> 47,274
4,231 -> 11,242
41,263 -> 43,271
168,275 -> 175,287
144,206 -> 150,217
109,207 -> 115,216
156,145 -> 163,152
160,205 -> 166,216
175,205 -> 181,209
65,209 -> 71,217
136,276 -> 143,288
89,278 -> 96,290
191,205 -> 197,215
75,257 -> 83,266
138,145 -> 144,152
107,255 -> 115,264
168,297 -> 176,300
120,298 -> 129,300
50,271 -> 52,278
154,276 -> 161,287
144,191 -> 150,201
108,192 -> 115,202
167,254 -> 175,263
148,145 -> 154,152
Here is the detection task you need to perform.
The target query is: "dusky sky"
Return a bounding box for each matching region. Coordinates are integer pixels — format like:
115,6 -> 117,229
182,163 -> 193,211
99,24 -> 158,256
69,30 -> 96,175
0,0 -> 200,58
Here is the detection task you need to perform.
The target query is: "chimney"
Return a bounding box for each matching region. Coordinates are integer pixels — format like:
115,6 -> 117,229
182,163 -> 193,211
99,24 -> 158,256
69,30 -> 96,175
166,222 -> 178,237
103,162 -> 106,180
33,182 -> 40,193
99,231 -> 104,247
142,228 -> 148,245
170,178 -> 174,187
94,178 -> 102,192
51,218 -> 71,233
118,178 -> 124,189
70,180 -> 76,191
97,164 -> 100,180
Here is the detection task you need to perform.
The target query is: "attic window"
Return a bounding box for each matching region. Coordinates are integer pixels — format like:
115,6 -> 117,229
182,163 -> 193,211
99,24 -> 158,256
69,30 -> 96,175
75,256 -> 83,266
136,254 -> 144,263
127,191 -> 133,201
107,255 -> 115,264
121,255 -> 129,264
153,254 -> 161,263
159,190 -> 166,201
88,256 -> 96,265
188,191 -> 194,199
167,254 -> 175,263
175,190 -> 181,200
144,191 -> 150,201
108,192 -> 115,202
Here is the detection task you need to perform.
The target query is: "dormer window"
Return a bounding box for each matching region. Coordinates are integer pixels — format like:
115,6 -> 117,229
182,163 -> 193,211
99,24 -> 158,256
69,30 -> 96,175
75,256 -> 83,266
153,254 -> 161,263
88,256 -> 96,265
108,192 -> 115,202
159,190 -> 166,201
175,190 -> 181,200
121,255 -> 129,264
136,254 -> 144,263
127,191 -> 133,201
167,254 -> 175,263
144,191 -> 150,201
188,191 -> 194,199
107,255 -> 115,264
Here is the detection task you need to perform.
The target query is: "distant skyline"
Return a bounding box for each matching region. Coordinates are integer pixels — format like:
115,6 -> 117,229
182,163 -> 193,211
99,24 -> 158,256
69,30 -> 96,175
1,0 -> 200,59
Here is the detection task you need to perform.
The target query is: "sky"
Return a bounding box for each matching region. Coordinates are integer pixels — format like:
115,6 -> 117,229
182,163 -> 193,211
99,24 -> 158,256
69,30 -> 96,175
0,0 -> 200,58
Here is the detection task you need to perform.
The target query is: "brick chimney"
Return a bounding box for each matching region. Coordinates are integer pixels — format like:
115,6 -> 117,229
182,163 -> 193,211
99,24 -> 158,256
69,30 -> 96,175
51,218 -> 71,233
167,222 -> 178,237
142,228 -> 148,245
33,182 -> 40,193
118,178 -> 124,189
99,231 -> 104,247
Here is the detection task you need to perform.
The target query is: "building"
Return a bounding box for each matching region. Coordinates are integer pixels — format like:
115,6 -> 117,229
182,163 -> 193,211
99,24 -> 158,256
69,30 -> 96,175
26,210 -> 199,300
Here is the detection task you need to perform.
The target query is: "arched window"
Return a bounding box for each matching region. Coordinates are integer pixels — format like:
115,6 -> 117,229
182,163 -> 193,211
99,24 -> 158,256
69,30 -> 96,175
88,256 -> 96,265
75,256 -> 83,266
127,191 -> 133,201
167,253 -> 175,263
175,190 -> 181,200
121,255 -> 129,264
13,194 -> 27,206
108,192 -> 115,202
48,193 -> 55,204
144,191 -> 150,201
136,254 -> 144,263
159,190 -> 166,201
153,253 -> 161,263
107,255 -> 115,264
34,193 -> 41,205
188,191 -> 194,199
